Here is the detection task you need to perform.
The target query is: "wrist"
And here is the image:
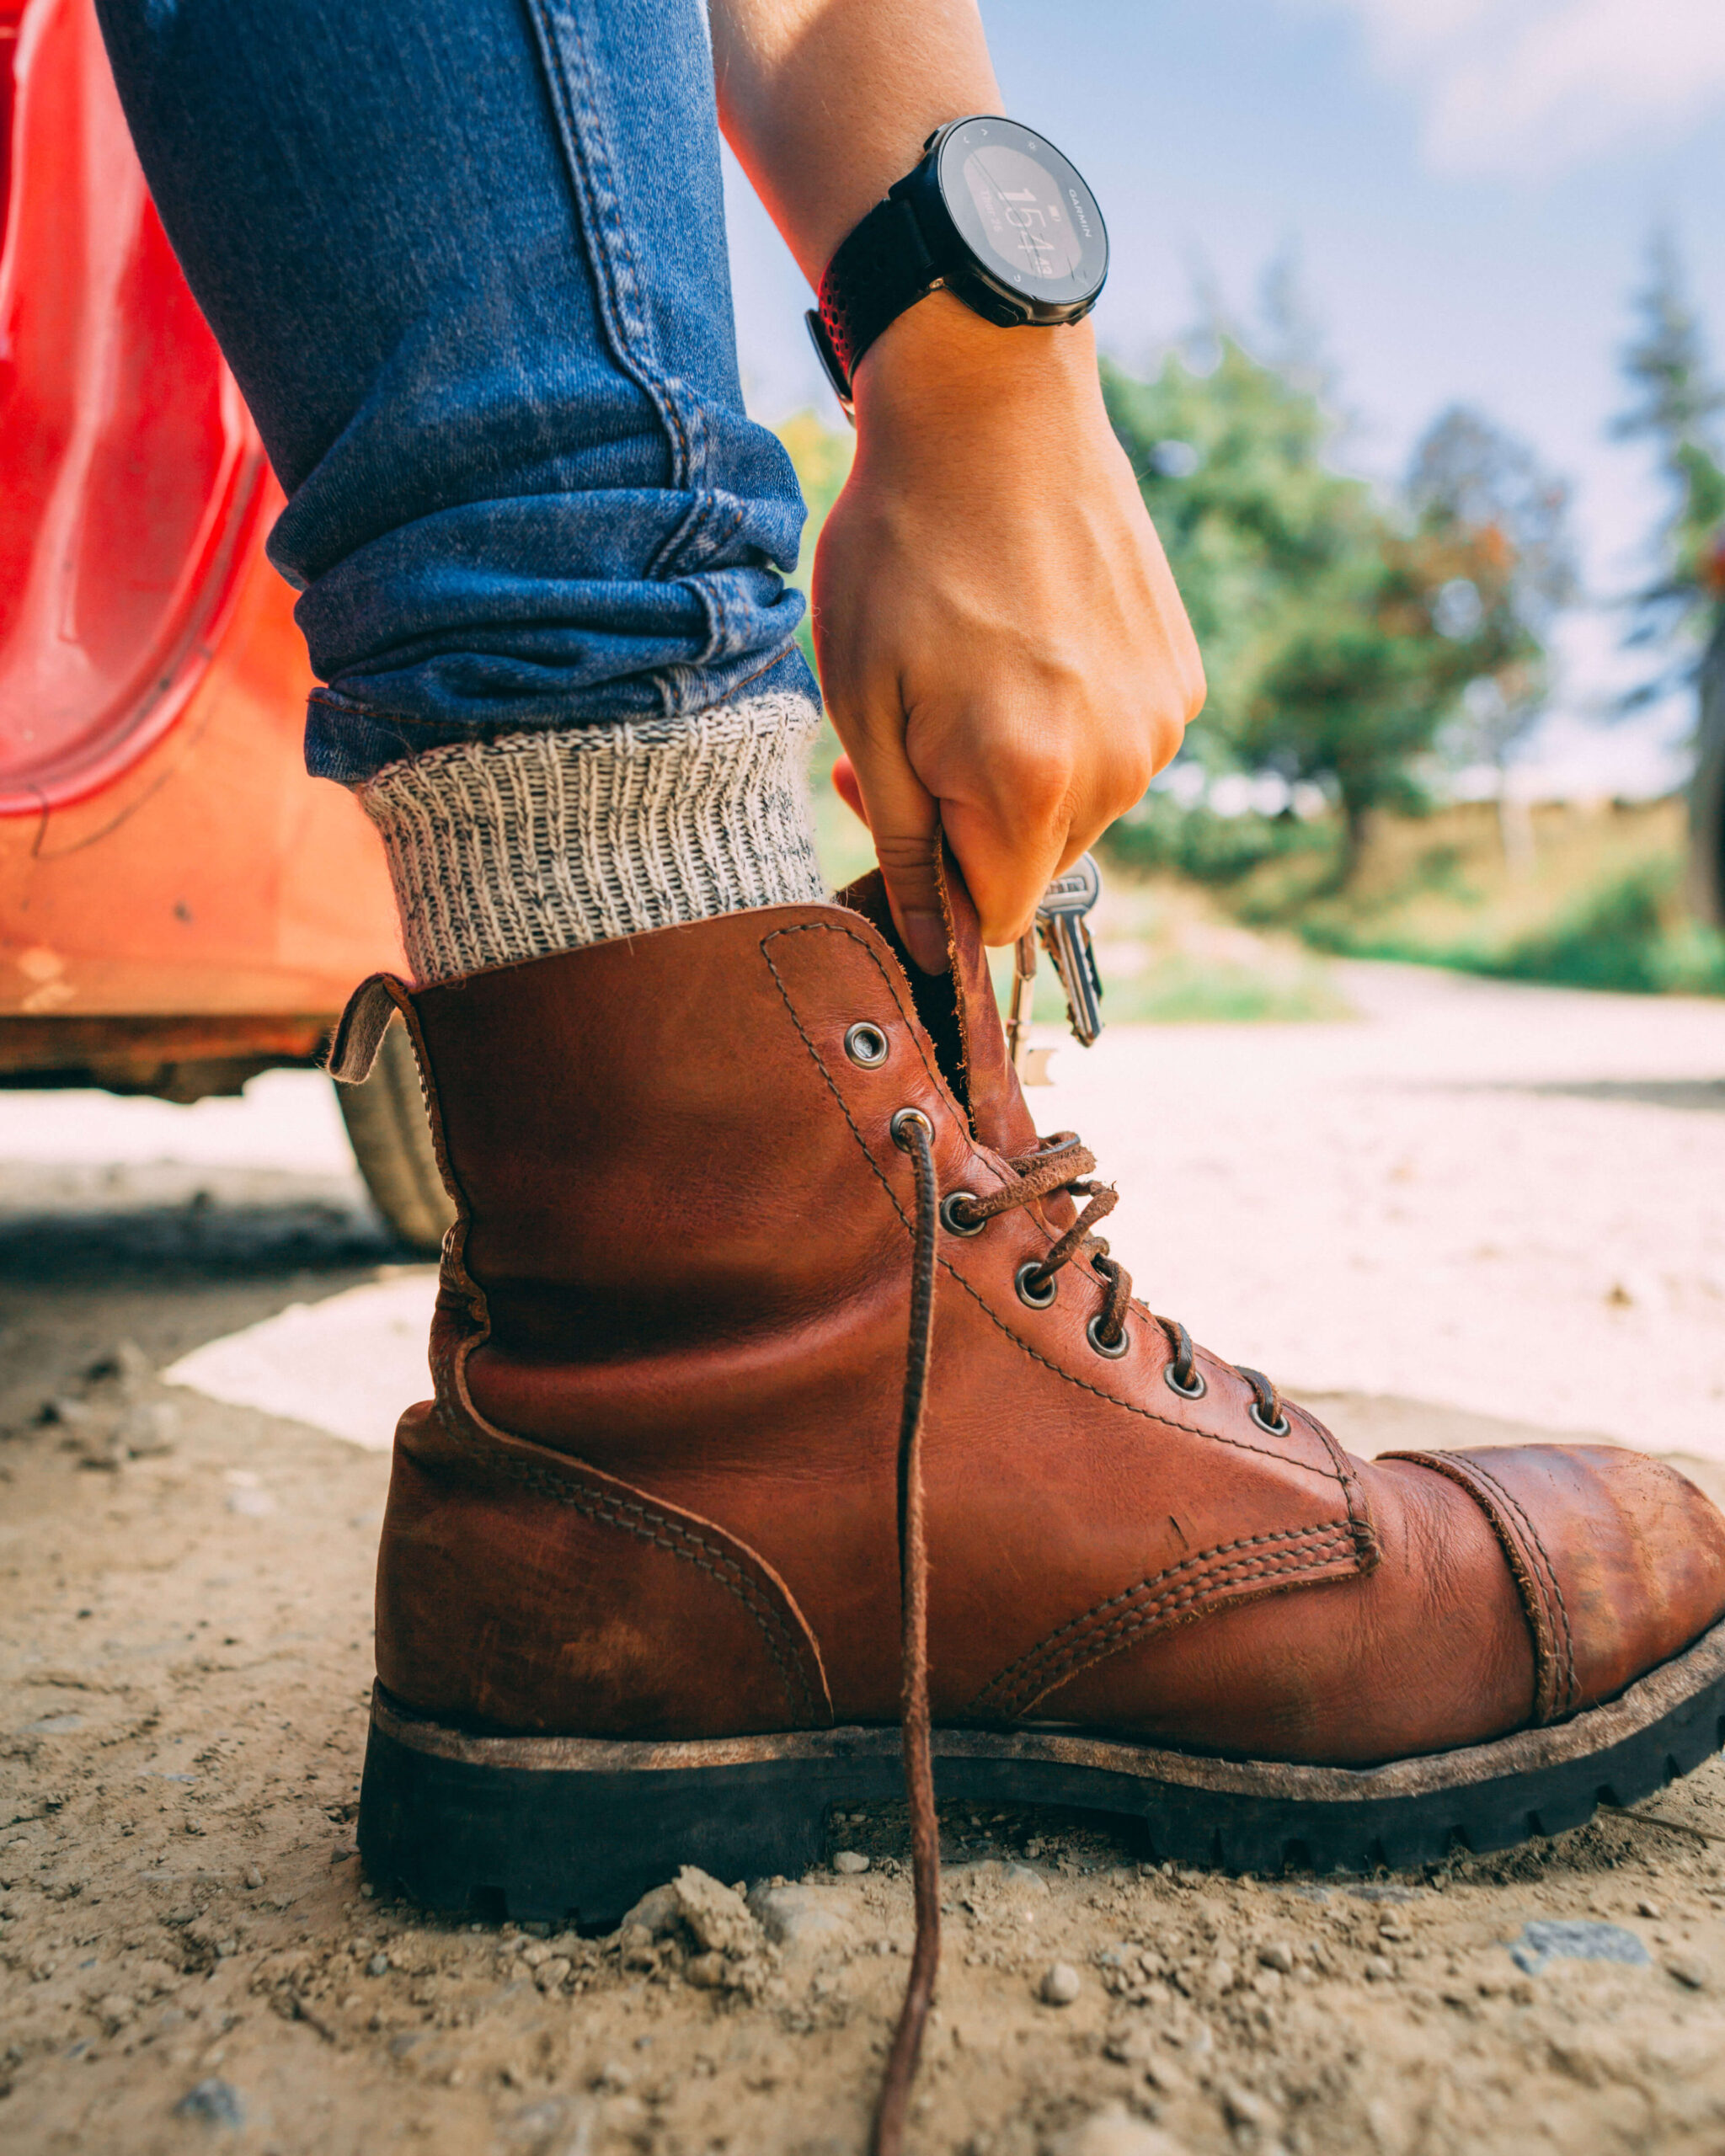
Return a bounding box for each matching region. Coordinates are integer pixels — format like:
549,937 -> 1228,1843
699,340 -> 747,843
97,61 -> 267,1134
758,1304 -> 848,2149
851,292 -> 1104,431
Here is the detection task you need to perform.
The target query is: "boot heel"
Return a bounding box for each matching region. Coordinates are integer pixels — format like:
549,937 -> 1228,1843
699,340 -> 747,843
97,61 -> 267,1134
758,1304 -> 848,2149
356,1688 -> 900,1927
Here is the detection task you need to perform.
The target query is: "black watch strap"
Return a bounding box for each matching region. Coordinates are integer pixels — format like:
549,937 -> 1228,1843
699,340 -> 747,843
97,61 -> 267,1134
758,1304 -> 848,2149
807,194 -> 938,410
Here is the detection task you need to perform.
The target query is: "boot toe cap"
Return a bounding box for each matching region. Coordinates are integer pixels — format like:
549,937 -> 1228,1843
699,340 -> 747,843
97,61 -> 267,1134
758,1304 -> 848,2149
1395,1443 -> 1725,1719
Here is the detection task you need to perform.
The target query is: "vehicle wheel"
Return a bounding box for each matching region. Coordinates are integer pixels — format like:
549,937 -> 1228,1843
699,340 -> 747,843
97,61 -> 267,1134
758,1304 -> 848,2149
335,1013 -> 455,1255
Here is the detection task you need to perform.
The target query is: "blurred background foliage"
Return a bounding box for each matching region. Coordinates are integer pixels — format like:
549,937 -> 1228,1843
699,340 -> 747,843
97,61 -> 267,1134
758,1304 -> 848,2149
774,233 -> 1725,1016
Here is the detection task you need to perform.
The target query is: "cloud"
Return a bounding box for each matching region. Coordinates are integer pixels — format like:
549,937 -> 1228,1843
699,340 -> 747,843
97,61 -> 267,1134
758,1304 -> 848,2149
1294,0 -> 1725,174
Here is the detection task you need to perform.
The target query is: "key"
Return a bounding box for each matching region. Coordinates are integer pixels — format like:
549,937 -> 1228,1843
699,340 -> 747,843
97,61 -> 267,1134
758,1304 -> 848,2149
1035,851 -> 1104,1049
1007,852 -> 1106,1079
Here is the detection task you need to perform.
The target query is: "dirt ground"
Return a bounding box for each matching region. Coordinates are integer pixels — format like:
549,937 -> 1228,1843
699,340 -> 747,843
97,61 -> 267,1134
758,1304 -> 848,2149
8,1143 -> 1725,2156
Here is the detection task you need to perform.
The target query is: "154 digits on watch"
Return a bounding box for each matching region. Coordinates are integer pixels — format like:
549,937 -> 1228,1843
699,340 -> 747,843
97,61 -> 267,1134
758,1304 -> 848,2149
808,115 -> 1108,417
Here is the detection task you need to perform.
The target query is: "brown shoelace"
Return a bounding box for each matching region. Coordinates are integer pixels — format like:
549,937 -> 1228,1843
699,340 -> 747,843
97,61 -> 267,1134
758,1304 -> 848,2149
873,1115 -> 1289,2155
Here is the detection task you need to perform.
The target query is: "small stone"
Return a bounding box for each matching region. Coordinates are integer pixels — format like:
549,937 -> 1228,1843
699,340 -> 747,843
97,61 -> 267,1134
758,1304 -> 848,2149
621,1884 -> 681,1940
1039,1961 -> 1082,2006
93,1993 -> 136,2035
1103,2027 -> 1151,2065
367,1955 -> 389,1977
1142,2057 -> 1188,2098
1203,1956 -> 1236,1996
243,1868 -> 263,1891
1637,1900 -> 1664,1920
533,1957 -> 572,1993
746,1884 -> 857,1959
668,1867 -> 764,1960
1221,2087 -> 1268,2131
1258,1941 -> 1295,1973
1024,1840 -> 1044,1858
832,1850 -> 870,1876
1509,1920 -> 1651,1977
685,1952 -> 728,1988
593,2061 -> 632,2093
119,1401 -> 178,1457
618,1923 -> 656,1969
522,1943 -> 551,1967
1364,1955 -> 1397,1983
174,2078 -> 244,2128
1044,2103 -> 1189,2156
1667,1956 -> 1707,1991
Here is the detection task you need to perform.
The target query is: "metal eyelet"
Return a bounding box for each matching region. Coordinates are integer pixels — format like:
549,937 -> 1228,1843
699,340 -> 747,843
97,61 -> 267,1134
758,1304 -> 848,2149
1015,1260 -> 1057,1310
889,1107 -> 933,1149
1163,1363 -> 1206,1401
1086,1312 -> 1130,1360
1249,1401 -> 1291,1438
845,1022 -> 889,1068
940,1190 -> 986,1237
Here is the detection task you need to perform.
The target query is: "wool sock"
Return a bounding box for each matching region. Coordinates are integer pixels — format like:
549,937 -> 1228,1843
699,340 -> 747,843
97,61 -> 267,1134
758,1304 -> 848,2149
359,692 -> 828,985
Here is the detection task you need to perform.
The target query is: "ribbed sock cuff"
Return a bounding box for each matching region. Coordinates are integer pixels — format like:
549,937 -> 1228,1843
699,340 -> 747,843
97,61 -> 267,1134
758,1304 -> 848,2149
360,693 -> 828,985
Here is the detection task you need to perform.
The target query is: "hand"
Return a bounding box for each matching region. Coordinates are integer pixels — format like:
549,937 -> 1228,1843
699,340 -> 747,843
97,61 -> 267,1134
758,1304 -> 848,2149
812,296 -> 1204,970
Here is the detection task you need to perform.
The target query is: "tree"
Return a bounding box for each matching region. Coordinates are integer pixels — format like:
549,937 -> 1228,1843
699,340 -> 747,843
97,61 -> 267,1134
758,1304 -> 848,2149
1612,229 -> 1725,702
1407,405 -> 1577,863
1105,338 -> 1534,876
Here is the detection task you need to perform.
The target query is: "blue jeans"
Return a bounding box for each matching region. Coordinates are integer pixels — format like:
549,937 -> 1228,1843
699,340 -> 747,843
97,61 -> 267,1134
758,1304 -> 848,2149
94,0 -> 817,784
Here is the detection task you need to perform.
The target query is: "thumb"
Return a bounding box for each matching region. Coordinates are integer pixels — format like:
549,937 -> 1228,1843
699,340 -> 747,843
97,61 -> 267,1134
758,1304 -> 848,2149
846,736 -> 947,975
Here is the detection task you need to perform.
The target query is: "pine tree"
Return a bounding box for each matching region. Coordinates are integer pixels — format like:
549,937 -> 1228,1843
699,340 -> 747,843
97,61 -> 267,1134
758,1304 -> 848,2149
1612,229 -> 1725,702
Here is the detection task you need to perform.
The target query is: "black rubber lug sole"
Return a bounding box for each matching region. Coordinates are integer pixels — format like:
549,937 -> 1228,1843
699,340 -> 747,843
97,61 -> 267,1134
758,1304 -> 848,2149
357,1619 -> 1725,1927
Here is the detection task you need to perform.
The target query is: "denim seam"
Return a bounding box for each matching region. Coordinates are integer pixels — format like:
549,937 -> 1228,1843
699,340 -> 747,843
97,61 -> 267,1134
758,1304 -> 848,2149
519,0 -> 704,507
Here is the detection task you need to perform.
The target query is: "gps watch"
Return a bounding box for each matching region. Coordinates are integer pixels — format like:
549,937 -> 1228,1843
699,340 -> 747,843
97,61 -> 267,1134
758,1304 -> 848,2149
807,115 -> 1108,418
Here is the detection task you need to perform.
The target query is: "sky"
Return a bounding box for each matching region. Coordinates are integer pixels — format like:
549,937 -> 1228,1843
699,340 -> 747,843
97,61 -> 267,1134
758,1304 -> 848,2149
720,0 -> 1725,798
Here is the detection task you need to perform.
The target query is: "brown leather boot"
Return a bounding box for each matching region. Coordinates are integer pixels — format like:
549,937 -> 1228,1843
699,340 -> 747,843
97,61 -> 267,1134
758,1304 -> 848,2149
344,865 -> 1725,1926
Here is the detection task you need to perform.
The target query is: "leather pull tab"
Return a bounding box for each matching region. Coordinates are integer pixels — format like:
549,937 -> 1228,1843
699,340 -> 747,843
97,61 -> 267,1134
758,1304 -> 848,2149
933,846 -> 1039,1156
327,972 -> 413,1084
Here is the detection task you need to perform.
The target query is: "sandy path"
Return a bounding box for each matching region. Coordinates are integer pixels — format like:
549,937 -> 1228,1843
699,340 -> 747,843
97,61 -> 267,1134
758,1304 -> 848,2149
1039,963 -> 1725,1459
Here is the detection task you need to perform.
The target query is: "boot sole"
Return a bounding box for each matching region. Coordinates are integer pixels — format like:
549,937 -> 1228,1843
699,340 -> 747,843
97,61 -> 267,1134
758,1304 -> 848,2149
358,1619 -> 1725,1924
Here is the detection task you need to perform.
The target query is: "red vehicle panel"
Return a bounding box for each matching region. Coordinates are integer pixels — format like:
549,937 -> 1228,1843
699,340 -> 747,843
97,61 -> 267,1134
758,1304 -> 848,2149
0,0 -> 403,1073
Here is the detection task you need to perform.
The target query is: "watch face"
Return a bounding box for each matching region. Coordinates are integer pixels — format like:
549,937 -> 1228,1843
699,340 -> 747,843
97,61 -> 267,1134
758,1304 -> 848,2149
935,118 -> 1108,312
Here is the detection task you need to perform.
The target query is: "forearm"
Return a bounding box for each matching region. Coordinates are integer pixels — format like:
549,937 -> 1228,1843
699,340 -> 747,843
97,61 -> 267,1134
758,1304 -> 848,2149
708,0 -> 999,288
709,0 -> 1202,963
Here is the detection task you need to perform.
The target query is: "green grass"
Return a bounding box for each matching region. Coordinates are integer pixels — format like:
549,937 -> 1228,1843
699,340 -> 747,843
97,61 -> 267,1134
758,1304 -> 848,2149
1303,859 -> 1725,996
1091,953 -> 1350,1023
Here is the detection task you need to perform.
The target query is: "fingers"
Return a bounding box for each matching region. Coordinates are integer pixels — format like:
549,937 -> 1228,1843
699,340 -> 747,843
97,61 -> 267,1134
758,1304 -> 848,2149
937,790 -> 1068,948
843,735 -> 948,974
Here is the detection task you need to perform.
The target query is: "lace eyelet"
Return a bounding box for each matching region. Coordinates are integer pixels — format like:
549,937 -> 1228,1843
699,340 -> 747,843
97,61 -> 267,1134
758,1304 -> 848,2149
1086,1312 -> 1130,1360
941,1190 -> 985,1238
845,1022 -> 889,1068
1014,1260 -> 1057,1310
1163,1363 -> 1206,1401
1249,1401 -> 1291,1437
889,1107 -> 933,1150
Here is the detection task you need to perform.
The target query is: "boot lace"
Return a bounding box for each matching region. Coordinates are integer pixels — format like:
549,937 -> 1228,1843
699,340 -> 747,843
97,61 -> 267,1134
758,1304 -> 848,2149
946,1133 -> 1286,1428
872,1113 -> 1286,2155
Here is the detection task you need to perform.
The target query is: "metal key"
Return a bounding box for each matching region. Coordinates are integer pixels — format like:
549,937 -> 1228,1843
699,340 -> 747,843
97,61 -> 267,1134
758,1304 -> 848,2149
1007,851 -> 1105,1077
1037,851 -> 1105,1047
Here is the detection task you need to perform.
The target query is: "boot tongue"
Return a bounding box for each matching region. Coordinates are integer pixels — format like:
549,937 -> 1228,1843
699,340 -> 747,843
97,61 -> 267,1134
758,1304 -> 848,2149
836,849 -> 1039,1158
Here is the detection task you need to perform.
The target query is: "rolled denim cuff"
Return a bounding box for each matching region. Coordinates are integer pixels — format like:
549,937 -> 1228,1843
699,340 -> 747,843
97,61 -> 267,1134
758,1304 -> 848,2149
360,692 -> 827,985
